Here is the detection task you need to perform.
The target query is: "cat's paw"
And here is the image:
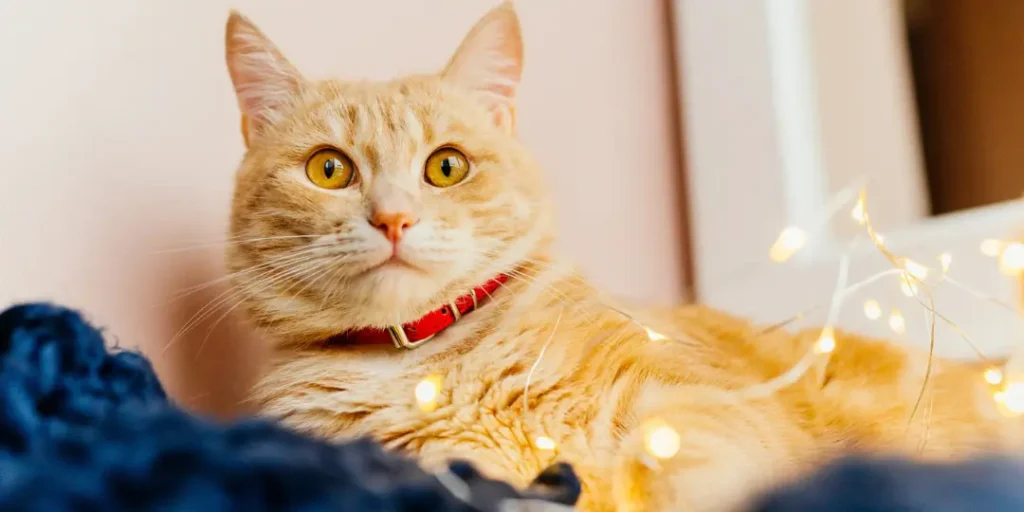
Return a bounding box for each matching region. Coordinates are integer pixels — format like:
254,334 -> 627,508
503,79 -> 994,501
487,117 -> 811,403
440,459 -> 580,511
525,462 -> 582,506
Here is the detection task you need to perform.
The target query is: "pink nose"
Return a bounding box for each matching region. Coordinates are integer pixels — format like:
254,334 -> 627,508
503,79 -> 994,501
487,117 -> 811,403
370,211 -> 418,243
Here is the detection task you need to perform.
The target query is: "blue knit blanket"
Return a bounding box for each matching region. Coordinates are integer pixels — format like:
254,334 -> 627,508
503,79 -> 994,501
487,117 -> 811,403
1,303 -> 1021,511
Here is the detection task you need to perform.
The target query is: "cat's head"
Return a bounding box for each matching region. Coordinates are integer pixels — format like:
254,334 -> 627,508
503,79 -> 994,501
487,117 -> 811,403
223,3 -> 554,342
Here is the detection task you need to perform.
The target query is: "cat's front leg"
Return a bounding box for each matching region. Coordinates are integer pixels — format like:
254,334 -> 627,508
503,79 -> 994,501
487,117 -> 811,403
607,383 -> 812,512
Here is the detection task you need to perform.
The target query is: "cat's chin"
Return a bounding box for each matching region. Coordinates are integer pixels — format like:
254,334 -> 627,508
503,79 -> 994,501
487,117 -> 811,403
345,261 -> 452,320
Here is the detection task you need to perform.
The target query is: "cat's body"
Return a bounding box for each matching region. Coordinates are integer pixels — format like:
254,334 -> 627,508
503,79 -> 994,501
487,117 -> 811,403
222,5 -> 1022,511
251,266 -> 1015,511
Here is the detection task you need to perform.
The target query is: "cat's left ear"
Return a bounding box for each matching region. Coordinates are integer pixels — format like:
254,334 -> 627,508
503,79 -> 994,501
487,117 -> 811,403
442,2 -> 524,132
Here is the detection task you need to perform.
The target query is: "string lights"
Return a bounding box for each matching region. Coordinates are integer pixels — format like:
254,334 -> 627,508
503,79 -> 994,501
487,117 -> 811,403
414,374 -> 443,412
409,185 -> 1024,463
534,436 -> 557,451
985,367 -> 1005,386
769,227 -> 809,263
863,299 -> 882,320
888,309 -> 906,334
642,418 -> 681,460
999,242 -> 1024,276
644,327 -> 668,342
981,239 -> 1004,257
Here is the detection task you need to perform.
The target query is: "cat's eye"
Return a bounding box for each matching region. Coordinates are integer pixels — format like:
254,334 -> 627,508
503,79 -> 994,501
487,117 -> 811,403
305,148 -> 356,190
424,147 -> 471,188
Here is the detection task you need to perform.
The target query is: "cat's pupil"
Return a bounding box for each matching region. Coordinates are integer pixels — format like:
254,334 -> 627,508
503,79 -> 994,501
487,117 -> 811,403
323,159 -> 335,179
441,158 -> 452,178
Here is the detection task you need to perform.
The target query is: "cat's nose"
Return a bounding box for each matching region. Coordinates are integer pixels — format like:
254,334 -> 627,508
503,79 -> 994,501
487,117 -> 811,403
370,211 -> 418,243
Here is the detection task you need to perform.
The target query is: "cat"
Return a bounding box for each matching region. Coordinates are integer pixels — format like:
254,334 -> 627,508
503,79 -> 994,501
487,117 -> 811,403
221,4 -> 1024,511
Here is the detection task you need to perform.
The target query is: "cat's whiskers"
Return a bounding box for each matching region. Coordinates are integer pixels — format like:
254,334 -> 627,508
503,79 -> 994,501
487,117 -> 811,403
165,253 -> 332,354
195,250 -> 366,355
472,248 -> 581,305
164,245 -> 330,305
171,257 -> 325,350
501,270 -> 575,307
195,255 -> 347,355
168,263 -> 301,351
318,262 -> 349,312
476,248 -> 699,348
153,233 -> 325,254
289,252 -> 357,308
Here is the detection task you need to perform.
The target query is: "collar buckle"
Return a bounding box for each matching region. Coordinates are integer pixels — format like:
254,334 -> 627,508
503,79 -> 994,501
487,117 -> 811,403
388,299 -> 461,349
388,325 -> 433,349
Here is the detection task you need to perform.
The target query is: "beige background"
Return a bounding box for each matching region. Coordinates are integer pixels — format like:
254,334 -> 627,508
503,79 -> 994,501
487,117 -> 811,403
0,1 -> 684,414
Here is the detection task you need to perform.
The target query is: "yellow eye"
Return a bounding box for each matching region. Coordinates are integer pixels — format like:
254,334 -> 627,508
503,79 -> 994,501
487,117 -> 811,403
424,147 -> 471,188
305,148 -> 356,190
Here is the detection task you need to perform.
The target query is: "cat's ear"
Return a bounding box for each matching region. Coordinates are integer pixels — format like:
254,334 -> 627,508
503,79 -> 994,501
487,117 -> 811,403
442,2 -> 524,132
225,11 -> 304,146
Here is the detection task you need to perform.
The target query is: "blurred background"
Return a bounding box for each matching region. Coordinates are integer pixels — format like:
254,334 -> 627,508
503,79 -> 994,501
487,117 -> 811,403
1,0 -> 1022,416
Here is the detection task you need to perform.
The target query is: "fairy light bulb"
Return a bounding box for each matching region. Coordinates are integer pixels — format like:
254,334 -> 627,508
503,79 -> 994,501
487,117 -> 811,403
981,239 -> 1004,257
938,253 -> 952,274
863,300 -> 881,320
769,227 -> 808,263
985,368 -> 1005,386
902,260 -> 929,280
888,309 -> 906,334
899,275 -> 918,297
851,200 -> 866,225
998,243 -> 1024,275
534,436 -> 557,451
814,327 -> 836,354
644,327 -> 667,341
415,375 -> 443,412
642,418 -> 681,460
1000,381 -> 1024,416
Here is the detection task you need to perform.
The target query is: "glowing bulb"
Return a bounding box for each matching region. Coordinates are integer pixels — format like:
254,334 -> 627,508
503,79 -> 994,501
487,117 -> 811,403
1001,382 -> 1024,415
902,259 -> 929,280
874,233 -> 885,245
998,243 -> 1024,275
995,391 -> 1006,404
814,327 -> 836,354
985,368 -> 1005,386
981,239 -> 1004,257
863,300 -> 881,320
888,309 -> 905,334
899,275 -> 917,297
535,436 -> 557,451
643,419 -> 681,460
769,227 -> 808,263
644,327 -> 667,341
415,375 -> 442,412
851,200 -> 866,225
939,252 -> 952,274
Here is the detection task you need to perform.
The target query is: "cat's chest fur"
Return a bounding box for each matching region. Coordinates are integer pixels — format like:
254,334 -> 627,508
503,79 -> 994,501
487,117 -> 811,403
252,325 -> 602,489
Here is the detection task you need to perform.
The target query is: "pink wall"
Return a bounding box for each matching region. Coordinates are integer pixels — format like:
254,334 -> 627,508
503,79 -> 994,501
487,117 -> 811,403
0,1 -> 683,414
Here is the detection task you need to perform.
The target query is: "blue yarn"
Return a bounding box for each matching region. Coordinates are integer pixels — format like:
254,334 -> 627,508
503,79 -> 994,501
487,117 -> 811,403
751,455 -> 1024,512
0,303 -> 577,512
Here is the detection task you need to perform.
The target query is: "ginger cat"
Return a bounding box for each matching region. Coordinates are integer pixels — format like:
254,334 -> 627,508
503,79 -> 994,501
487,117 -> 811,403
222,4 -> 1022,511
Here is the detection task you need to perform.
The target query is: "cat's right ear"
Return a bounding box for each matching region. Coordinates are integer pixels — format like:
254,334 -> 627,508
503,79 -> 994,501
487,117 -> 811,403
225,11 -> 304,147
442,2 -> 524,133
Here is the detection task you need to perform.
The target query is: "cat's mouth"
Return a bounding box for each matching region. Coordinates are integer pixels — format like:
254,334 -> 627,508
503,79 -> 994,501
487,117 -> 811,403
381,256 -> 421,271
361,253 -> 427,276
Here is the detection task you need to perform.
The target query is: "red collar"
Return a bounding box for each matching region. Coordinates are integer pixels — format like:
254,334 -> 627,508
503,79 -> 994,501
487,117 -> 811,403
334,274 -> 509,349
